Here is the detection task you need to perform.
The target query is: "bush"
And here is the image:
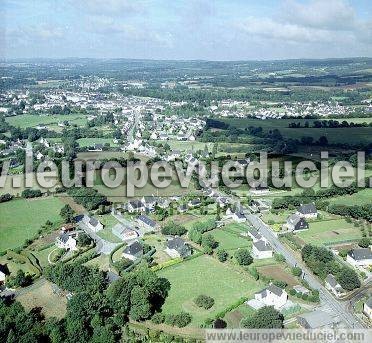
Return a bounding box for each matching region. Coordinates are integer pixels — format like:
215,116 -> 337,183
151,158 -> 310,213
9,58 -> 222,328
0,193 -> 13,203
21,189 -> 42,198
216,249 -> 228,262
165,312 -> 192,328
234,249 -> 253,266
291,266 -> 302,277
151,313 -> 165,324
272,280 -> 287,289
358,238 -> 370,248
161,222 -> 187,236
194,295 -> 215,309
289,289 -> 297,296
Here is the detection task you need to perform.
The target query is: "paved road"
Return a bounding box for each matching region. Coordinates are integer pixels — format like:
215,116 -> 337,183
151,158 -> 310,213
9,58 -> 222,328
244,212 -> 365,329
78,221 -> 120,255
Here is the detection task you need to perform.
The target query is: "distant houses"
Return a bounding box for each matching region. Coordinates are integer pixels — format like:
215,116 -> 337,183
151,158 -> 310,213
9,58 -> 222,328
127,200 -> 145,213
165,237 -> 191,259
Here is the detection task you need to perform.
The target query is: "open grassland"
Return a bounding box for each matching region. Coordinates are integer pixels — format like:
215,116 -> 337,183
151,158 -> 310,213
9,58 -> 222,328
0,197 -> 64,251
96,214 -> 122,243
157,254 -> 263,326
153,140 -> 213,152
223,118 -> 372,144
5,113 -> 87,129
17,280 -> 67,319
77,138 -> 119,148
210,225 -> 251,252
329,188 -> 372,206
297,218 -> 363,245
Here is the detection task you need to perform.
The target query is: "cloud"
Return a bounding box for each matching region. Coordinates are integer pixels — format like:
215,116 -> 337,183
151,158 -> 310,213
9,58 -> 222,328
71,0 -> 145,17
280,0 -> 356,30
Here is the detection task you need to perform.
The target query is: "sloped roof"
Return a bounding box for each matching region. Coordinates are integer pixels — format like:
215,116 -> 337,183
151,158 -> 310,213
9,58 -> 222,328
348,248 -> 372,261
123,241 -> 143,256
298,203 -> 317,215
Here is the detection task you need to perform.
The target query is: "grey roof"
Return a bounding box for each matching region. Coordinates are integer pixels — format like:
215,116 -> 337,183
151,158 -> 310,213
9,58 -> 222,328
325,274 -> 339,288
253,240 -> 272,252
190,198 -> 201,205
267,284 -> 284,297
0,264 -> 9,275
89,216 -> 99,227
123,241 -> 143,256
298,203 -> 317,215
287,213 -> 302,225
248,228 -> 262,240
129,200 -> 143,209
106,271 -> 120,283
137,215 -> 156,228
348,248 -> 372,261
167,237 -> 186,250
143,196 -> 157,204
298,310 -> 336,329
58,232 -> 70,244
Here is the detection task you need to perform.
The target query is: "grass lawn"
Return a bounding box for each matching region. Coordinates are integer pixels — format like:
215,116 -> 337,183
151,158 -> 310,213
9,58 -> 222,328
32,245 -> 56,268
77,138 -> 118,148
17,280 -> 67,319
96,214 -> 123,243
6,113 -> 87,129
157,254 -> 263,326
0,197 -> 64,251
153,140 -> 213,152
84,254 -> 110,271
329,188 -> 372,206
210,228 -> 251,252
297,218 -> 363,245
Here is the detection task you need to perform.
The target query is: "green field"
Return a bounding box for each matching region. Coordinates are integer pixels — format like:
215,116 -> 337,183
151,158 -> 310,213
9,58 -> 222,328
210,225 -> 251,251
223,118 -> 372,144
6,113 -> 87,129
329,188 -> 372,206
157,255 -> 262,326
0,197 -> 64,251
77,138 -> 119,148
297,218 -> 363,245
96,214 -> 122,243
153,140 -> 213,152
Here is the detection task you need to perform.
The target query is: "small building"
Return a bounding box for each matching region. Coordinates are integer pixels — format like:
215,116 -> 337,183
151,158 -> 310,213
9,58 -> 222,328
141,196 -> 157,211
254,284 -> 288,310
346,248 -> 372,268
56,232 -> 77,251
61,223 -> 76,232
122,241 -> 144,261
252,240 -> 273,259
297,310 -> 338,329
325,274 -> 344,297
297,203 -> 318,219
136,215 -> 158,232
250,185 -> 270,195
112,224 -> 139,241
363,297 -> 372,320
0,264 -> 10,284
127,200 -> 145,213
83,215 -> 103,232
225,208 -> 246,223
188,198 -> 201,208
165,237 -> 191,259
285,214 -> 309,232
293,285 -> 310,295
178,204 -> 188,213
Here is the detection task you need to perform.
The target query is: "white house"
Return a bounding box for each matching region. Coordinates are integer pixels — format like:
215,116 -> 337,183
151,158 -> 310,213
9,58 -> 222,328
0,264 -> 9,284
252,240 -> 273,259
225,208 -> 246,223
127,200 -> 145,213
297,203 -> 318,219
325,274 -> 344,297
254,284 -> 288,309
136,215 -> 159,232
141,196 -> 157,211
285,214 -> 309,232
165,237 -> 191,259
112,224 -> 139,241
363,297 -> 372,320
56,232 -> 77,251
83,215 -> 103,232
122,241 -> 143,261
247,228 -> 264,243
346,248 -> 372,268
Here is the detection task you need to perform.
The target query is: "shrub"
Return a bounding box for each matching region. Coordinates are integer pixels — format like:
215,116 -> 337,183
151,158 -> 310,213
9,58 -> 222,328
234,249 -> 253,266
194,295 -> 215,309
151,313 -> 165,324
165,312 -> 192,328
272,280 -> 287,289
289,289 -> 297,296
21,189 -> 42,198
291,266 -> 302,277
216,249 -> 228,262
161,222 -> 187,236
0,193 -> 13,203
358,238 -> 370,248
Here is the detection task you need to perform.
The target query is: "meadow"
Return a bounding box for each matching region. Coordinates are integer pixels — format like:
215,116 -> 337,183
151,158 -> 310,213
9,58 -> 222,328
297,218 -> 363,245
209,224 -> 251,252
157,254 -> 263,326
6,113 -> 87,129
0,197 -> 64,251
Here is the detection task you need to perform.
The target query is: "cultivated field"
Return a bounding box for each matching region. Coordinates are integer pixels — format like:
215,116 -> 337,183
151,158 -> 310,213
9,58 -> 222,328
0,197 -> 64,251
157,254 -> 263,326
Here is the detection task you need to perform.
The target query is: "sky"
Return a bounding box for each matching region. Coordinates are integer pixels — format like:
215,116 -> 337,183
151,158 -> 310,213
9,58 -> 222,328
1,0 -> 371,60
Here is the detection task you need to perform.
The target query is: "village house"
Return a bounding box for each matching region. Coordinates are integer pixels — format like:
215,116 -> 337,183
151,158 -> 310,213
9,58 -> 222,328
127,200 -> 145,213
254,284 -> 288,309
112,224 -> 139,241
363,297 -> 372,320
247,228 -> 264,243
293,285 -> 310,295
0,264 -> 10,284
122,241 -> 144,261
178,204 -> 188,213
56,232 -> 77,251
252,240 -> 273,259
141,196 -> 157,211
82,215 -> 103,232
250,184 -> 270,195
296,203 -> 318,219
325,274 -> 344,297
165,237 -> 192,259
136,215 -> 159,232
188,198 -> 201,208
225,208 -> 246,223
285,213 -> 309,232
346,248 -> 372,268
